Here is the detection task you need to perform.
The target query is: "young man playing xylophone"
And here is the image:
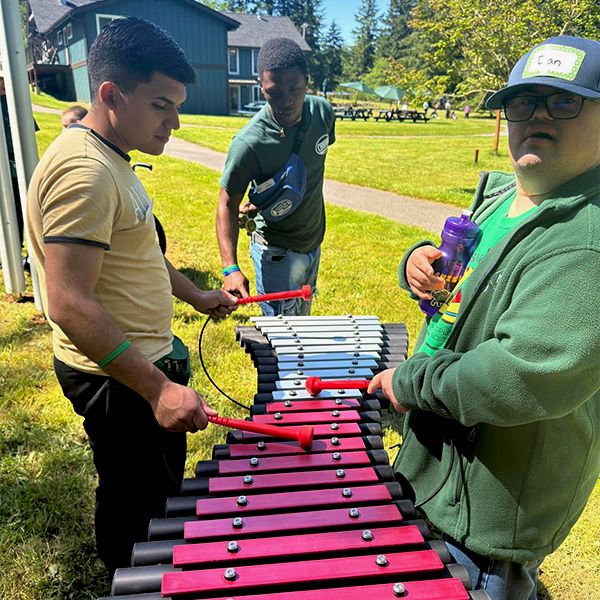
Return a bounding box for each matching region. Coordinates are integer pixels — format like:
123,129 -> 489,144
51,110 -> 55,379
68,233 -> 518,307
216,38 -> 336,316
369,35 -> 600,600
26,18 -> 236,576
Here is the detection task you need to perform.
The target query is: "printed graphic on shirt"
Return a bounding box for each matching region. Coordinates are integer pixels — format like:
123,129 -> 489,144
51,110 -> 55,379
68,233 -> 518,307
315,133 -> 329,155
128,179 -> 153,224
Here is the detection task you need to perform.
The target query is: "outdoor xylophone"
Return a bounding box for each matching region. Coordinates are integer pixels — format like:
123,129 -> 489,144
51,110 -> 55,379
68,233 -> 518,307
100,312 -> 491,600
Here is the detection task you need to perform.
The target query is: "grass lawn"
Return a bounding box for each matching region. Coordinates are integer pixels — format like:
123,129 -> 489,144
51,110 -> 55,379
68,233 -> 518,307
0,111 -> 597,599
175,112 -> 513,206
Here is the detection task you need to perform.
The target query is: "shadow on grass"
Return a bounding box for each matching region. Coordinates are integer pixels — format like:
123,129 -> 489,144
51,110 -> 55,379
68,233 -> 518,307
0,418 -> 110,599
0,310 -> 50,349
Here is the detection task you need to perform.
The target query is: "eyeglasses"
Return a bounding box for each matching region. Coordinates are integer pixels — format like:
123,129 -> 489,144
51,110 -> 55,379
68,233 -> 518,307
503,92 -> 587,122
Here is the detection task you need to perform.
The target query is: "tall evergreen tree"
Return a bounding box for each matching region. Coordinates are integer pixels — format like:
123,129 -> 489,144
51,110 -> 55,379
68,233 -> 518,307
377,0 -> 417,64
346,0 -> 379,79
321,20 -> 345,92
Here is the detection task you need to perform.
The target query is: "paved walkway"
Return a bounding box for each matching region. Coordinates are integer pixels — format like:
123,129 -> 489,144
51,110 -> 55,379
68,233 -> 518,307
164,136 -> 456,232
33,104 -> 456,232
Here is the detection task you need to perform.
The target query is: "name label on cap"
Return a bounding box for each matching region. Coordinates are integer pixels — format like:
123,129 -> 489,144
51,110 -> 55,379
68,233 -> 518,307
523,44 -> 585,81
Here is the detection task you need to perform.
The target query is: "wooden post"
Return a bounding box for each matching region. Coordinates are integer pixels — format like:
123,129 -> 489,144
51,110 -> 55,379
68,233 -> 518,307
493,109 -> 501,155
474,148 -> 479,163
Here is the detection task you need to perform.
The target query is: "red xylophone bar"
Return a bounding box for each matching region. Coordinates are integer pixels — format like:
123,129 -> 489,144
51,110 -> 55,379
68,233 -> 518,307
235,285 -> 311,305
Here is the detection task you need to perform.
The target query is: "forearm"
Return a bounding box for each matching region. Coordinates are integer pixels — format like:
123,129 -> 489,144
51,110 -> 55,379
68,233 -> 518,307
165,258 -> 203,307
216,189 -> 242,267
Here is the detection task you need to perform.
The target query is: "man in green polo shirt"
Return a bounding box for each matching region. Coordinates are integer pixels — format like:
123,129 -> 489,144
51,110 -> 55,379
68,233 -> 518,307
216,38 -> 335,315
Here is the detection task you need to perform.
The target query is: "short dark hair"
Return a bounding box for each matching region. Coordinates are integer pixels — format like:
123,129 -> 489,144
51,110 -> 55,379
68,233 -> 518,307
62,105 -> 88,119
257,38 -> 307,77
87,17 -> 196,99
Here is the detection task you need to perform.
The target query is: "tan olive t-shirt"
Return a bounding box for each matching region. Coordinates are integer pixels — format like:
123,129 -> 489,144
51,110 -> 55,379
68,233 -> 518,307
27,126 -> 173,374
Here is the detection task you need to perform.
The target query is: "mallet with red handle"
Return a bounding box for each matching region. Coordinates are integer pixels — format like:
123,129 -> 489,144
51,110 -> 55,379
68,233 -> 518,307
208,415 -> 314,450
235,285 -> 312,305
305,376 -> 371,397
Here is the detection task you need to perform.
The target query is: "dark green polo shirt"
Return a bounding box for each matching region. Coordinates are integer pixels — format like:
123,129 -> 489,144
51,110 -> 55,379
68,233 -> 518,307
220,95 -> 335,252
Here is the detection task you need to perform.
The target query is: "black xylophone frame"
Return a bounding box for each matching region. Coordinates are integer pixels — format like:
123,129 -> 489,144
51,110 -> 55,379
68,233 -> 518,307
100,315 -> 491,600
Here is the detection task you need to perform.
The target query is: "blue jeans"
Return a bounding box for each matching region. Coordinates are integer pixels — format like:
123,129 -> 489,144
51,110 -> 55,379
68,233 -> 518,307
444,537 -> 542,600
250,234 -> 320,316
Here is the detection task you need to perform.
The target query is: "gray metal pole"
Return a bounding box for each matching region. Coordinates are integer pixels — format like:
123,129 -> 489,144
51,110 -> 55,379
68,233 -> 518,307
0,0 -> 43,308
0,94 -> 26,293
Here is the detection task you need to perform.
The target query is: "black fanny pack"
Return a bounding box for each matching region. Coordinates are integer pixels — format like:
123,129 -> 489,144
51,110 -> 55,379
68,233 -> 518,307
153,335 -> 190,385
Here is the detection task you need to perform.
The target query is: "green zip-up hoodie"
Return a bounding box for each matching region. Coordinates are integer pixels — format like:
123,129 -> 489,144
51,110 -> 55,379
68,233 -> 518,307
393,165 -> 600,564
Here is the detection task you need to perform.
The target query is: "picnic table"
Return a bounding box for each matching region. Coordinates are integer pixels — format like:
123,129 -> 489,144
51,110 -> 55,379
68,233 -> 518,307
374,109 -> 429,123
334,107 -> 373,121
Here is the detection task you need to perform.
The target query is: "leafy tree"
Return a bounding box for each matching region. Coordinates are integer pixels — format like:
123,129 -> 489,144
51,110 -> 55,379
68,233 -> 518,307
345,0 -> 379,80
412,0 -> 600,105
320,20 -> 345,91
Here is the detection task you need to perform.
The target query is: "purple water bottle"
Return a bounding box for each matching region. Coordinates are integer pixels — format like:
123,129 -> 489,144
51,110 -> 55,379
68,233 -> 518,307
419,210 -> 480,317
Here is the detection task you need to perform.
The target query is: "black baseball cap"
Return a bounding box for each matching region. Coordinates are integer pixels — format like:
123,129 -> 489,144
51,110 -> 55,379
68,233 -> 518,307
486,36 -> 600,109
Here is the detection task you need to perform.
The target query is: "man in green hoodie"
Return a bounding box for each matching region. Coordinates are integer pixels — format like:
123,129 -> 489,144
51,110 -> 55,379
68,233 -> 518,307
369,36 -> 600,600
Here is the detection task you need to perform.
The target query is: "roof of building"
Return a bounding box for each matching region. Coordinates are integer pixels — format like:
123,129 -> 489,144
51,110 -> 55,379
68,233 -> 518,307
28,0 -> 239,35
223,11 -> 311,51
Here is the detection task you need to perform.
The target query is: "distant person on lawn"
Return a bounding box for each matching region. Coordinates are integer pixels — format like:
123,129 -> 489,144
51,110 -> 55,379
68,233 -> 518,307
216,38 -> 335,316
369,35 -> 600,600
26,17 -> 236,576
61,104 -> 88,127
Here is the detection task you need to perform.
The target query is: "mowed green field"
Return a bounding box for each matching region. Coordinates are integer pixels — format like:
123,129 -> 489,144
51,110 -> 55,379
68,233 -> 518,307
176,111 -> 513,205
0,110 -> 597,599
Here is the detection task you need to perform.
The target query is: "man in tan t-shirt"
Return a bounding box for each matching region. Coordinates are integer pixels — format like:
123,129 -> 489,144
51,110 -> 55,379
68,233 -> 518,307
26,17 -> 236,576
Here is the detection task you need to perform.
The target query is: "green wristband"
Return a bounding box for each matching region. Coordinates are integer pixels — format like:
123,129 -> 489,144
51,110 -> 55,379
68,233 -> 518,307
98,339 -> 132,369
223,264 -> 241,276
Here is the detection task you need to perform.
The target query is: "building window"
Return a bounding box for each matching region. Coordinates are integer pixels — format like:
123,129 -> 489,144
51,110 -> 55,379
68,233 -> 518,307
251,48 -> 259,76
96,14 -> 126,34
228,48 -> 239,75
64,23 -> 73,40
252,85 -> 262,103
57,30 -> 64,46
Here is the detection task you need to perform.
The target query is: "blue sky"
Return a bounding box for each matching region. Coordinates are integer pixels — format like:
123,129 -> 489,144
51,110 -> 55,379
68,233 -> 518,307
321,0 -> 390,44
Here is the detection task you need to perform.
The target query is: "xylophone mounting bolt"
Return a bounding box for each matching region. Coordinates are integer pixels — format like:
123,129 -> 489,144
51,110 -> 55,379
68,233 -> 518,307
287,326 -> 293,331
297,346 -> 304,350
331,423 -> 339,430
362,529 -> 373,541
349,508 -> 360,518
292,332 -> 298,337
232,517 -> 244,528
297,353 -> 304,359
331,437 -> 340,445
336,469 -> 346,478
224,567 -> 237,581
376,554 -> 389,567
284,401 -> 293,408
342,488 -> 353,497
296,370 -> 304,376
294,339 -> 301,344
353,352 -> 360,357
236,495 -> 248,506
337,390 -> 346,396
332,410 -> 340,417
274,412 -> 283,420
355,344 -> 361,349
349,368 -> 356,374
249,457 -> 259,467
289,391 -> 297,397
243,475 -> 253,484
256,441 -> 266,451
294,379 -> 302,386
227,541 -> 240,553
332,452 -> 341,461
393,582 -> 407,597
352,360 -> 359,365
297,361 -> 304,367
335,399 -> 343,405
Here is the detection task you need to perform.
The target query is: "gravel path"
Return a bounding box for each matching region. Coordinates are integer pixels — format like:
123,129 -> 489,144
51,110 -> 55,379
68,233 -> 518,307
34,104 -> 457,232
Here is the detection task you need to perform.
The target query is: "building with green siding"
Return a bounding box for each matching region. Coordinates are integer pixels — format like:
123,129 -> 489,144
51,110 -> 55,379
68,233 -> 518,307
26,0 -> 239,115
